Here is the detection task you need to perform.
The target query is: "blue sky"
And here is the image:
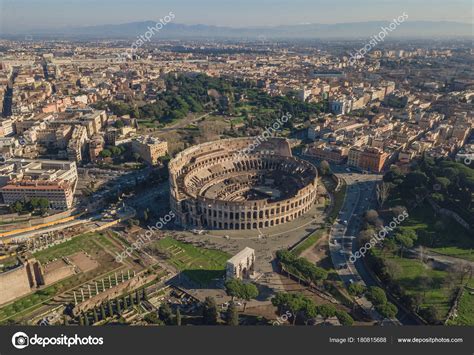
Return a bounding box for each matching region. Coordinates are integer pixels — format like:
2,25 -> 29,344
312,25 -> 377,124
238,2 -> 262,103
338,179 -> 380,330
0,0 -> 472,32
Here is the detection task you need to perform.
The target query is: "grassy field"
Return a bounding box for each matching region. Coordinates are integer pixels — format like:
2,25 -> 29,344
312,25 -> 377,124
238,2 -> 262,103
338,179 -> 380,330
375,251 -> 452,320
33,232 -> 117,263
397,203 -> 474,262
325,177 -> 346,222
152,237 -> 230,286
0,232 -> 122,323
291,229 -> 326,256
137,119 -> 158,129
448,278 -> 474,326
0,281 -> 62,322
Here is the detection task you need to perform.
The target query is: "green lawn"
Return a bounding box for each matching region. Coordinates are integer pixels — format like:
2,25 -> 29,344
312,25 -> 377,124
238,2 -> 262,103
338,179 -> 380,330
0,283 -> 59,322
376,251 -> 452,319
230,117 -> 245,125
1,233 -> 122,323
137,119 -> 157,128
152,237 -> 230,286
326,177 -> 346,222
397,203 -> 474,262
33,232 -> 117,263
291,229 -> 326,256
430,247 -> 474,262
450,291 -> 474,325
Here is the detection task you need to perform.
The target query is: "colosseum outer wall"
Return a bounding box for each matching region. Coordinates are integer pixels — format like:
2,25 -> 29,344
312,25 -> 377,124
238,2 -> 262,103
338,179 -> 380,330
169,137 -> 318,231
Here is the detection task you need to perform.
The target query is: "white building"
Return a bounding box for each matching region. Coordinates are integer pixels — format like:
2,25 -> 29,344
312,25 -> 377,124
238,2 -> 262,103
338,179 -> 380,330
226,247 -> 256,280
0,159 -> 78,210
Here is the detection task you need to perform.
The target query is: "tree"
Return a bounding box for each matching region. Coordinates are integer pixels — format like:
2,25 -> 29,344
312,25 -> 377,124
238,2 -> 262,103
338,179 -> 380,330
348,282 -> 366,297
224,279 -> 243,301
240,283 -> 259,312
122,296 -> 129,309
391,205 -> 407,218
224,279 -> 259,311
133,152 -> 141,162
144,312 -> 163,325
100,303 -> 107,320
319,160 -> 331,176
335,310 -> 354,325
400,171 -> 429,198
420,306 -> 440,324
202,297 -> 218,325
175,308 -> 182,326
315,304 -> 337,319
110,146 -> 122,156
226,301 -> 239,325
418,276 -> 433,299
395,229 -> 417,257
271,292 -> 315,325
384,167 -> 404,185
159,303 -> 173,325
107,300 -> 114,316
99,149 -> 112,158
376,182 -> 391,207
37,198 -> 49,213
434,176 -> 450,191
367,286 -> 387,306
93,308 -> 99,323
407,293 -> 424,313
116,298 -> 122,313
364,210 -> 379,225
276,250 -> 327,286
272,292 -> 292,314
84,313 -> 90,326
377,302 -> 398,319
382,238 -> 397,256
114,120 -> 125,128
384,259 -> 402,279
10,200 -> 24,213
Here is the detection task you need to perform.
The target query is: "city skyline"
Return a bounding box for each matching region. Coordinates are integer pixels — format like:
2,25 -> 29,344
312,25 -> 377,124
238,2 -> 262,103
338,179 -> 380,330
0,0 -> 472,350
0,0 -> 472,33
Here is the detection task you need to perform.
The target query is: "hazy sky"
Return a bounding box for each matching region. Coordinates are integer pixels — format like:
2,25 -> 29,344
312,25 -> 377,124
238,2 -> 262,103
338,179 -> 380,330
0,0 -> 472,32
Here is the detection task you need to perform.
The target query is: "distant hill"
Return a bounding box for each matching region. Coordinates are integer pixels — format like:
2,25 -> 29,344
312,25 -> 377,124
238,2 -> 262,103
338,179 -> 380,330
3,21 -> 472,39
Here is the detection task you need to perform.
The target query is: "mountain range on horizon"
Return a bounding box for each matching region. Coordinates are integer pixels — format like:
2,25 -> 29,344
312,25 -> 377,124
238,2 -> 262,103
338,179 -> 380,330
2,20 -> 472,39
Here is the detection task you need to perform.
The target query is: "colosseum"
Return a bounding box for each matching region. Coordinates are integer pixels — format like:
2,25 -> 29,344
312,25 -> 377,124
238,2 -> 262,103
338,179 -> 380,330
169,137 -> 318,231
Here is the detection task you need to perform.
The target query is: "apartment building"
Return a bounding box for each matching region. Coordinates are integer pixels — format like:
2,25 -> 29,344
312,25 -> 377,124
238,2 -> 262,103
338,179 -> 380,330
131,136 -> 168,165
0,159 -> 77,210
1,180 -> 74,209
348,146 -> 388,173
